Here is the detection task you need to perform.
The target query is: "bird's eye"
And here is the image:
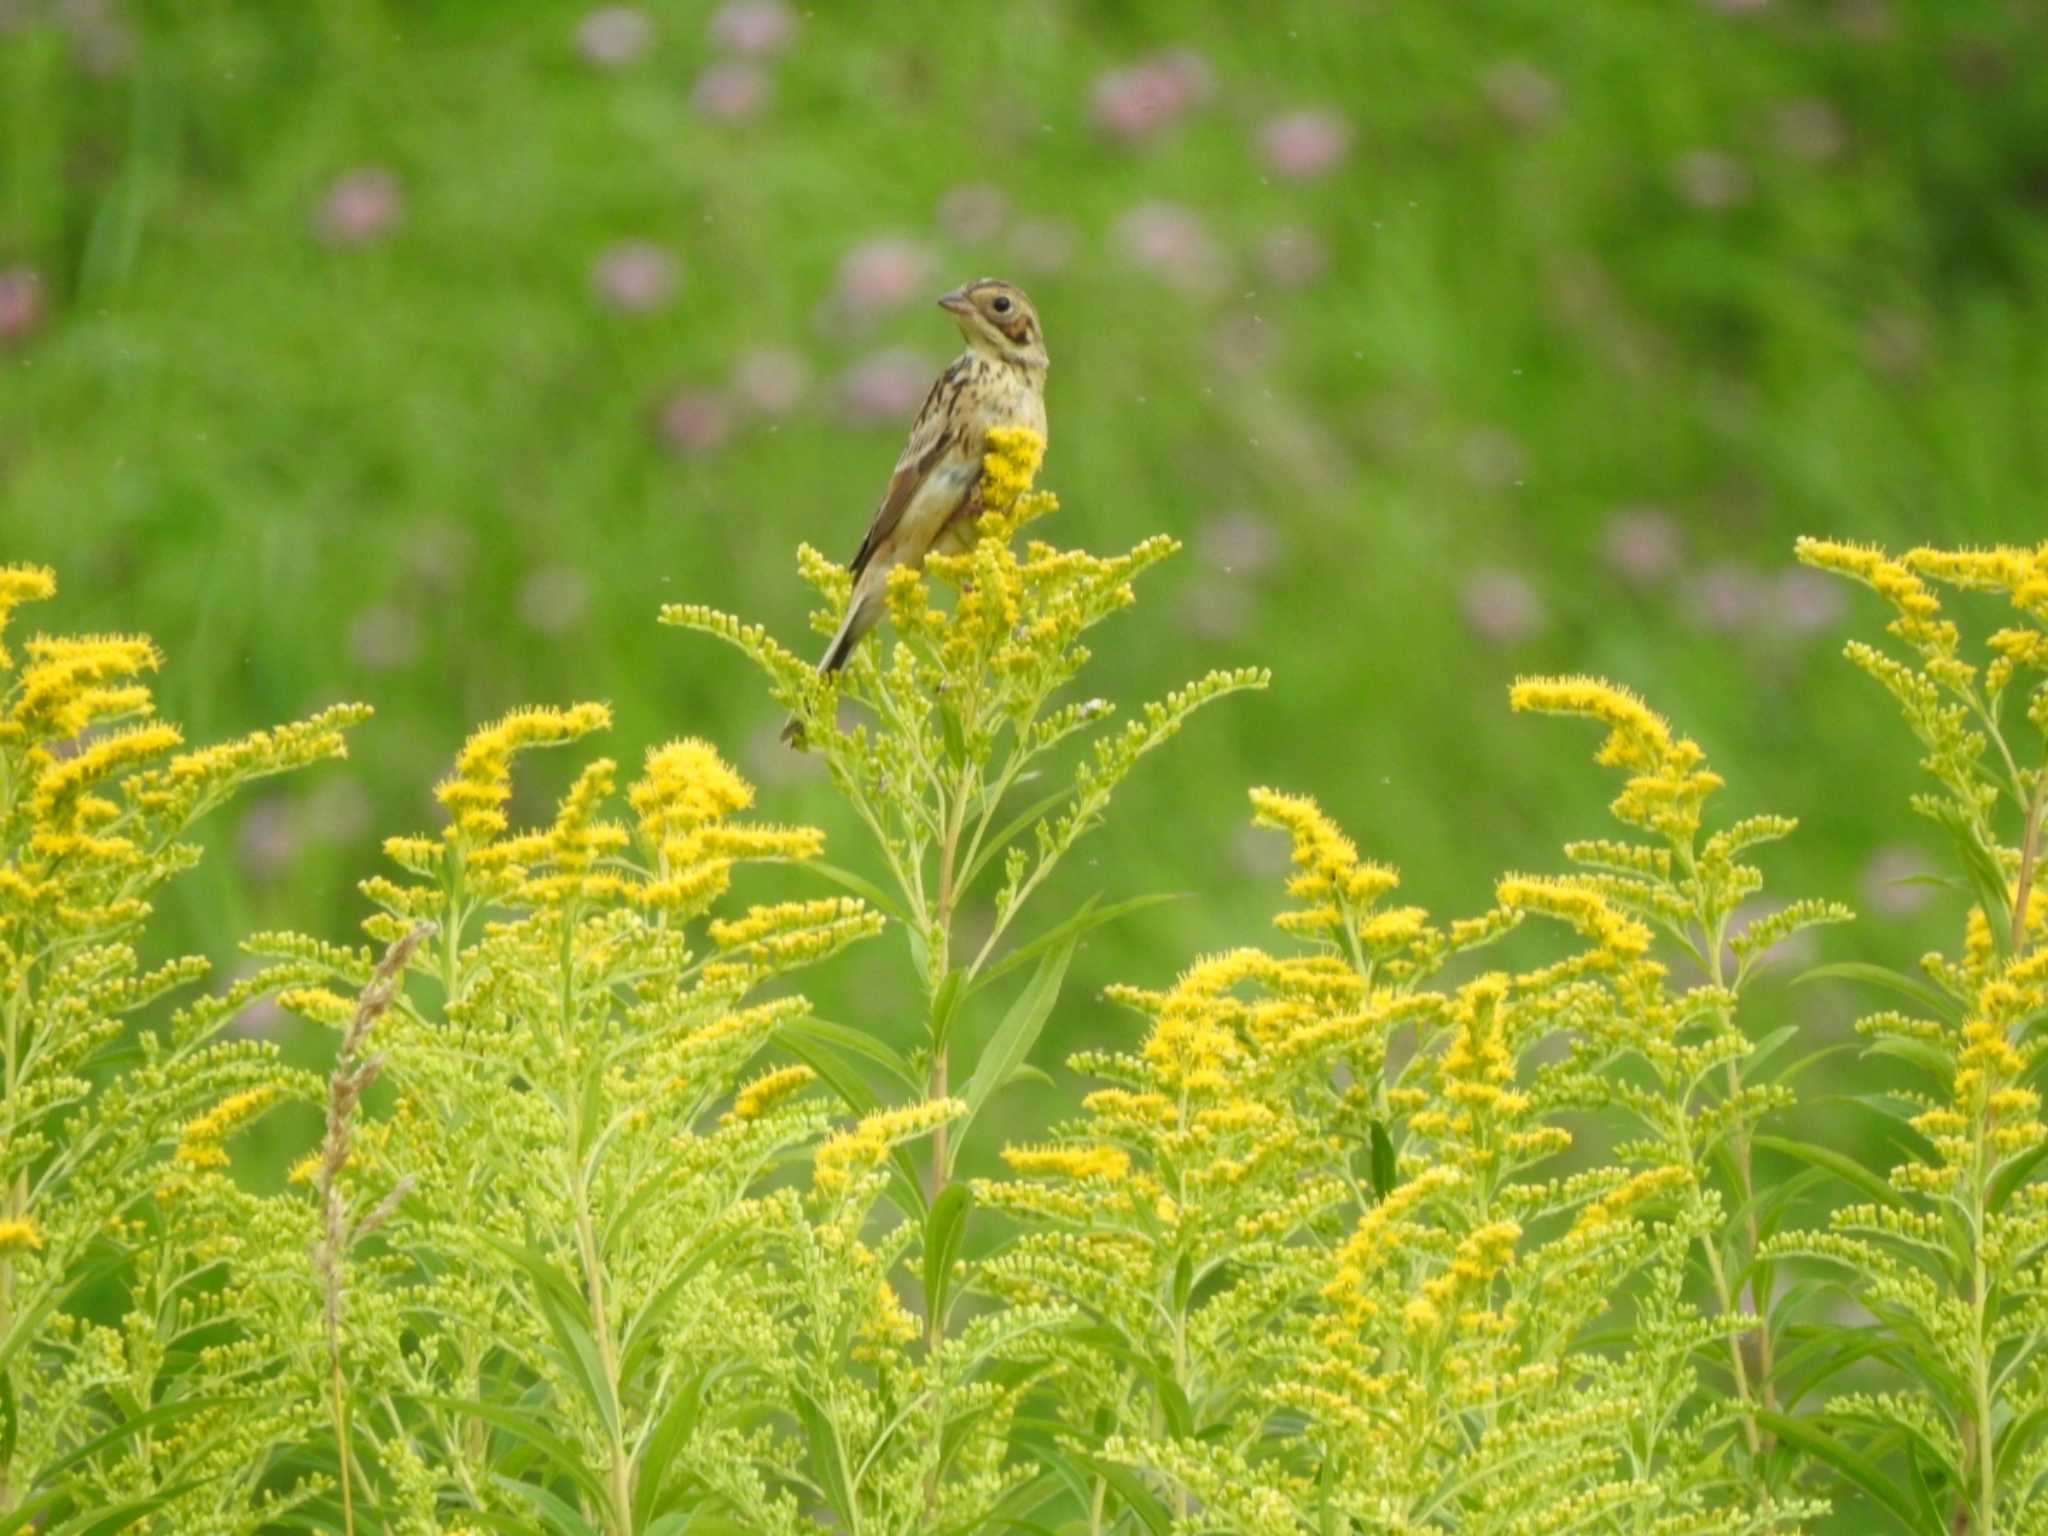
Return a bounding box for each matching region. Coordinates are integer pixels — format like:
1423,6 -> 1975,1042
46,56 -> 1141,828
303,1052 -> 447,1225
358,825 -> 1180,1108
991,295 -> 1012,313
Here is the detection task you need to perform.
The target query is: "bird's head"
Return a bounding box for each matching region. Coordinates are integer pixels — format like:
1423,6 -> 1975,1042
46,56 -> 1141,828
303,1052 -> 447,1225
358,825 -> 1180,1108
938,279 -> 1048,372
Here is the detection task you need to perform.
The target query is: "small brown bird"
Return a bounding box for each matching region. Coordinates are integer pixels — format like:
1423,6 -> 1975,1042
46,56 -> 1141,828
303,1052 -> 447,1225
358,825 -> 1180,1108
788,279 -> 1049,733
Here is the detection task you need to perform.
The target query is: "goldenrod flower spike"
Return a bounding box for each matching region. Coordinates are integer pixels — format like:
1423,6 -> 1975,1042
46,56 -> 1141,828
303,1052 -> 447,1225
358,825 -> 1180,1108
434,702 -> 612,843
0,562 -> 57,669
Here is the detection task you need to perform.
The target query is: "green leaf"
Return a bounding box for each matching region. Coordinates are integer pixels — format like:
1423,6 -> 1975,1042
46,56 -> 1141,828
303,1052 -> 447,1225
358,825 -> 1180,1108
0,1368 -> 15,1472
1369,1121 -> 1397,1200
962,780 -> 1081,892
780,1014 -> 921,1094
1865,1036 -> 1953,1080
778,1031 -> 927,1217
1754,1411 -> 1933,1535
630,1369 -> 713,1530
970,893 -> 1179,998
923,1183 -> 973,1330
1795,961 -> 1961,1023
805,859 -> 908,923
1754,1134 -> 1901,1210
794,1390 -> 856,1522
475,1236 -> 620,1442
489,1470 -> 606,1536
929,968 -> 967,1055
957,933 -> 1077,1156
1079,1458 -> 1174,1536
425,1396 -> 611,1510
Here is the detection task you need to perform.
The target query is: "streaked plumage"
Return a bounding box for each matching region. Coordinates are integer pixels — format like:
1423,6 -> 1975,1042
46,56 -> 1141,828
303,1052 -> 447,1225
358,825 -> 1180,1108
786,280 -> 1049,738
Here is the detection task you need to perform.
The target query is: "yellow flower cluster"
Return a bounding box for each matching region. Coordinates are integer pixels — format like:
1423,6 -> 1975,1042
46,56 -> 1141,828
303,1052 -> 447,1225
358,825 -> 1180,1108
1248,787 -> 1403,943
1496,874 -> 1653,964
813,1098 -> 965,1197
1510,676 -> 1724,843
0,1218 -> 43,1256
175,1086 -> 283,1171
727,1064 -> 817,1122
1001,1143 -> 1131,1181
435,703 -> 613,842
979,424 -> 1050,520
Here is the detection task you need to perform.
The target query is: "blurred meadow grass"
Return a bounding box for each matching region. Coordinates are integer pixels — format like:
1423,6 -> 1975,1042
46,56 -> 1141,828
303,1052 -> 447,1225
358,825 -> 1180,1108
4,0 -> 2047,1174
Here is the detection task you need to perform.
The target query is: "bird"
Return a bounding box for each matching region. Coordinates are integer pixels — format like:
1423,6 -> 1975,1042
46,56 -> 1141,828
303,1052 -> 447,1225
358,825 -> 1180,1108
784,278 -> 1049,742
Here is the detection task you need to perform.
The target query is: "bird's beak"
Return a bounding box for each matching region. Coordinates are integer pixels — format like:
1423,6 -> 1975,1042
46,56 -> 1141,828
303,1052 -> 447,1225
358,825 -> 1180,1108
937,286 -> 974,316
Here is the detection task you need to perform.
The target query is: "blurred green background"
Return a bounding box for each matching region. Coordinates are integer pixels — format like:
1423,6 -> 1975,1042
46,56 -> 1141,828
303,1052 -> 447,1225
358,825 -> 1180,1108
5,0 -> 2046,1156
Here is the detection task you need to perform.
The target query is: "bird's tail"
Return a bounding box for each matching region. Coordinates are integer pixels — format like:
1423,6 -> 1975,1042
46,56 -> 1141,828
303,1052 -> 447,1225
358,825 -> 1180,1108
780,591 -> 879,745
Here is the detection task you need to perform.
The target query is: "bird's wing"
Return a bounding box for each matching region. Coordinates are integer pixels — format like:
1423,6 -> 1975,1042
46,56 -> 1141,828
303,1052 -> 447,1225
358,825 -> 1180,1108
848,360 -> 967,581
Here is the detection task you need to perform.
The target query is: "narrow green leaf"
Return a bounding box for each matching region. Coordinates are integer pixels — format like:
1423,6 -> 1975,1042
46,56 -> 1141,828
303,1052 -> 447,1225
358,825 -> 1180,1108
1795,961 -> 1961,1023
780,1014 -> 920,1094
957,935 -> 1077,1154
970,893 -> 1179,998
805,860 -> 908,923
794,1390 -> 855,1521
923,1184 -> 973,1329
425,1396 -> 610,1509
1754,1411 -> 1932,1535
489,1470 -> 606,1536
1754,1133 -> 1902,1210
929,969 -> 967,1055
1369,1122 -> 1397,1200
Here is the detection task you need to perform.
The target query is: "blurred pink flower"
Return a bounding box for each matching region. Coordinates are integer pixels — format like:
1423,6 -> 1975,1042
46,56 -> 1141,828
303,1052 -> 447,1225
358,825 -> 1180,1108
1461,568 -> 1546,645
518,566 -> 592,634
708,0 -> 795,56
1089,47 -> 1212,144
590,240 -> 680,313
0,267 -> 45,347
692,60 -> 770,123
1832,0 -> 1893,40
574,5 -> 652,67
938,182 -> 1009,243
1730,899 -> 1822,969
1258,109 -> 1352,181
316,168 -> 404,247
1684,563 -> 1767,631
305,777 -> 372,845
1771,567 -> 1848,635
1459,427 -> 1526,489
1115,201 -> 1227,298
347,603 -> 421,669
1009,216 -> 1080,274
1481,60 -> 1562,132
1180,576 -> 1253,640
1197,512 -> 1280,578
1775,98 -> 1847,163
237,796 -> 300,882
656,389 -> 734,454
732,345 -> 810,415
56,0 -> 133,76
1864,309 -> 1927,378
1209,311 -> 1276,374
1601,507 -> 1684,585
833,236 -> 936,320
838,348 -> 936,426
1257,227 -> 1328,289
1673,150 -> 1751,210
1859,843 -> 1939,917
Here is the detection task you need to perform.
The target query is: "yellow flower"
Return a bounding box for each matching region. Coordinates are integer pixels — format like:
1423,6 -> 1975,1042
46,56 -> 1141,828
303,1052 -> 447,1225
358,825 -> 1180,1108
814,1099 -> 965,1196
0,563 -> 58,669
980,426 -> 1046,517
0,1218 -> 43,1256
1001,1143 -> 1132,1181
176,1085 -> 283,1170
435,703 -> 612,842
728,1064 -> 817,1122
